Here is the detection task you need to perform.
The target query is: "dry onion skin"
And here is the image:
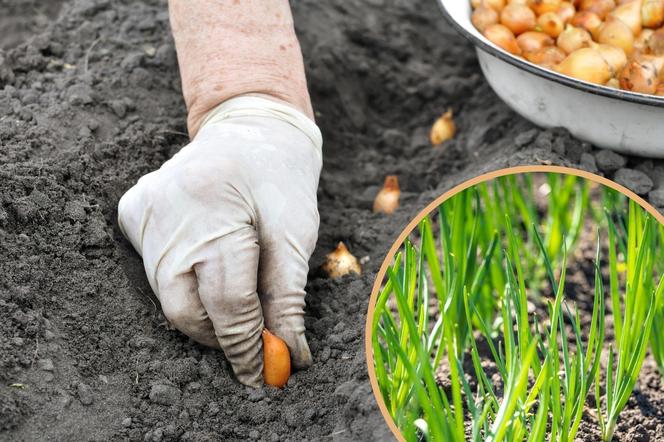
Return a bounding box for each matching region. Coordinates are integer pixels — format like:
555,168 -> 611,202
322,242 -> 361,279
262,329 -> 290,388
373,175 -> 401,215
430,109 -> 457,145
471,0 -> 664,96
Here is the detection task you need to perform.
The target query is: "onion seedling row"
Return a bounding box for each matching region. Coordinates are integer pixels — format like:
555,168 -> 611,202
371,173 -> 664,441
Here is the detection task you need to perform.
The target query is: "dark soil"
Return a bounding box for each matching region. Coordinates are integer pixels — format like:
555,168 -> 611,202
0,0 -> 663,441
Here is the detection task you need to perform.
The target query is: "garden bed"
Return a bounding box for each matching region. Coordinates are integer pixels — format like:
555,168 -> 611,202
1,0 -> 663,440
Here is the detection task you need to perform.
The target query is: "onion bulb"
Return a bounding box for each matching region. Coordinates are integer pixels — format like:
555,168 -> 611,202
517,31 -> 555,53
597,17 -> 635,54
618,57 -> 659,93
634,28 -> 654,52
484,23 -> 523,54
557,25 -> 593,53
555,47 -> 613,83
609,0 -> 643,36
656,82 -> 664,95
595,43 -> 628,74
528,0 -> 562,15
538,12 -> 566,37
558,2 -> 577,22
642,0 -> 664,28
430,109 -> 457,145
571,11 -> 604,38
580,0 -> 617,19
501,3 -> 537,34
262,329 -> 290,388
525,45 -> 568,67
373,175 -> 401,215
649,27 -> 664,54
322,242 -> 361,279
472,5 -> 500,32
472,0 -> 507,11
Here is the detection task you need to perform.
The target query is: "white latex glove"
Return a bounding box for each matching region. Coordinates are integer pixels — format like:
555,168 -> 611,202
118,96 -> 322,387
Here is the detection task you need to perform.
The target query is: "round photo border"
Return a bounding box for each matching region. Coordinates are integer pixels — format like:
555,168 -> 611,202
364,165 -> 664,441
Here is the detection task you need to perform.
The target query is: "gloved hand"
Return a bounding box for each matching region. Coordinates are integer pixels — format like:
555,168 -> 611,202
118,96 -> 322,387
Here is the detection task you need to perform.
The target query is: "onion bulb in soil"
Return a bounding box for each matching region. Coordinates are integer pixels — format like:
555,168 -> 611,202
373,175 -> 400,215
430,109 -> 457,145
555,47 -> 612,83
618,58 -> 659,94
322,242 -> 361,279
262,329 -> 291,388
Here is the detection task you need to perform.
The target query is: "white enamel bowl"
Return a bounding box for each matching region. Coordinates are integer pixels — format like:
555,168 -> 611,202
438,0 -> 664,158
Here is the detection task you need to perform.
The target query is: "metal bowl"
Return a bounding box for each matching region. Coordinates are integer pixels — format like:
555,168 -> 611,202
438,0 -> 664,158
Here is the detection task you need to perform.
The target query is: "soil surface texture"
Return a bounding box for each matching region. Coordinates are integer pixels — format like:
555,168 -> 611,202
1,0 -> 663,441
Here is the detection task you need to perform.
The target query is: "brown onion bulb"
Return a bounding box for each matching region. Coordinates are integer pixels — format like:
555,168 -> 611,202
598,17 -> 635,54
538,12 -> 566,37
525,45 -> 568,67
596,43 -> 628,74
517,31 -> 555,53
618,58 -> 659,93
501,3 -> 537,34
609,0 -> 643,36
648,27 -> 664,54
473,0 -> 507,11
634,28 -> 654,52
430,109 -> 457,145
373,176 -> 401,215
322,242 -> 361,279
642,0 -> 664,28
528,0 -> 563,15
473,5 -> 500,32
558,2 -> 577,22
484,23 -> 524,54
580,0 -> 617,19
571,11 -> 604,38
557,25 -> 593,53
555,47 -> 613,83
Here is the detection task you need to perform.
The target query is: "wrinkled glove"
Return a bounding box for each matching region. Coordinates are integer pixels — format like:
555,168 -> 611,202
118,96 -> 322,387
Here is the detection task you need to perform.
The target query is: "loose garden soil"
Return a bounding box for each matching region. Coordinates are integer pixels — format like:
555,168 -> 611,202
1,0 -> 663,440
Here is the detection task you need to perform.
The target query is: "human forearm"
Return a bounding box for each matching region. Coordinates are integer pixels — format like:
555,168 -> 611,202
169,0 -> 314,137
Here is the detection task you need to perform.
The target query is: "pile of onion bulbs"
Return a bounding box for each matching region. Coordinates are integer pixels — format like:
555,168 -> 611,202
471,0 -> 664,96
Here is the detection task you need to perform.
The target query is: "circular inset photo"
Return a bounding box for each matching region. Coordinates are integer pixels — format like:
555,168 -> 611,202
366,166 -> 664,442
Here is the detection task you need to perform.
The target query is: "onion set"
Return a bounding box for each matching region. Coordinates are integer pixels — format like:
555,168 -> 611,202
374,175 -> 401,215
473,0 -> 664,96
262,329 -> 291,388
322,242 -> 361,278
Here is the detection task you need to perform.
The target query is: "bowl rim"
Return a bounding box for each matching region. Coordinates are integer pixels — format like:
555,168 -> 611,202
437,0 -> 664,109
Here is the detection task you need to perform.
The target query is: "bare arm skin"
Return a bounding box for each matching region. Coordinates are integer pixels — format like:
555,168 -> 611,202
169,0 -> 314,137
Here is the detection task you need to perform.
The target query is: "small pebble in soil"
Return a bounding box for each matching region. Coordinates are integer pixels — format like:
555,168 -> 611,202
579,153 -> 598,174
595,149 -> 626,172
122,417 -> 132,427
514,129 -> 539,147
648,188 -> 664,208
149,384 -> 181,406
77,382 -> 94,405
614,168 -> 654,195
38,359 -> 54,371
